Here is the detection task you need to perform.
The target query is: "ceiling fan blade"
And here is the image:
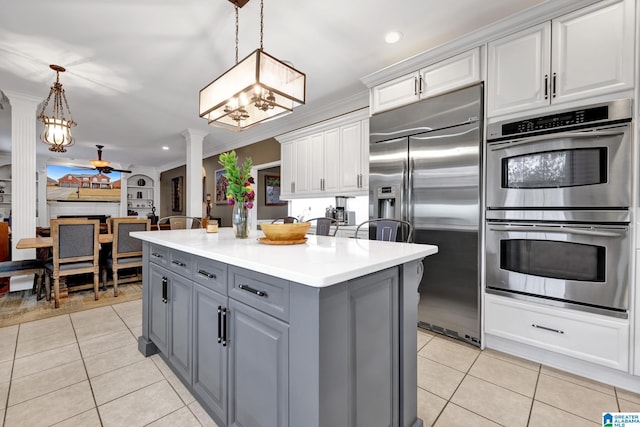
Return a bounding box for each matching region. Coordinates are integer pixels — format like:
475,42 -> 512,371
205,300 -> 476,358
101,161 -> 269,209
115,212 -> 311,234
111,168 -> 132,174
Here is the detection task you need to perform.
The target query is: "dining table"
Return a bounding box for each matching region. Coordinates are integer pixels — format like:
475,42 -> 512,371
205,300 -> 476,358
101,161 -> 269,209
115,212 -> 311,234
16,233 -> 115,300
16,233 -> 113,249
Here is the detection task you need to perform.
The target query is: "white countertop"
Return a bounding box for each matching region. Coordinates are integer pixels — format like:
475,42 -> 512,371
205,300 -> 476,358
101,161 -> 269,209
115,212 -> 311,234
131,228 -> 438,288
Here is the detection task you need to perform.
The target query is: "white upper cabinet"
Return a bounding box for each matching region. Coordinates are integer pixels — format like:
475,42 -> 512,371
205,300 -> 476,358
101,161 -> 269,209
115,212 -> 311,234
552,0 -> 635,104
487,23 -> 551,116
487,0 -> 635,117
280,142 -> 295,198
371,48 -> 480,114
338,121 -> 365,193
278,110 -> 369,199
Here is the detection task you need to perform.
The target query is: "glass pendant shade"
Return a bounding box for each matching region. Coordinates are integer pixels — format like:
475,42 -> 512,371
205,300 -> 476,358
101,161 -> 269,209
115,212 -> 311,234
39,65 -> 76,152
199,49 -> 306,131
40,117 -> 75,152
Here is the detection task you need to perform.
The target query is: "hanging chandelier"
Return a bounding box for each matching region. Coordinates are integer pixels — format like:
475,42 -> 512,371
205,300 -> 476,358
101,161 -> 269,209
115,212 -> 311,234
38,64 -> 76,152
199,0 -> 306,131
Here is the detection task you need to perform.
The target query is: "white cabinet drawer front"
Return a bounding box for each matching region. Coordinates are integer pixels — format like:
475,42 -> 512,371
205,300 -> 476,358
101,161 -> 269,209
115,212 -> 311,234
485,295 -> 628,370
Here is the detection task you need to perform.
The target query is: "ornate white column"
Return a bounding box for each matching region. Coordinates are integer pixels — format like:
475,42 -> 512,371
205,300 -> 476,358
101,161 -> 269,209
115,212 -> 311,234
181,129 -> 207,219
4,91 -> 39,291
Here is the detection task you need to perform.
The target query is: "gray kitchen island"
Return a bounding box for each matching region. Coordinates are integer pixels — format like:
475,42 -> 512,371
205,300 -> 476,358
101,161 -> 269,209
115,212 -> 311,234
132,228 -> 437,427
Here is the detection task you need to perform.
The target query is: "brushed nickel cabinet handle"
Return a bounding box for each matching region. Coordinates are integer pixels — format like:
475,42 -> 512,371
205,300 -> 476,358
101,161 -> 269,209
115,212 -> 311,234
532,324 -> 564,334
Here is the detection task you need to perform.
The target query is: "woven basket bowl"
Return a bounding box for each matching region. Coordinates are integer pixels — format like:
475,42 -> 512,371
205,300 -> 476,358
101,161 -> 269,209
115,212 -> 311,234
260,222 -> 310,241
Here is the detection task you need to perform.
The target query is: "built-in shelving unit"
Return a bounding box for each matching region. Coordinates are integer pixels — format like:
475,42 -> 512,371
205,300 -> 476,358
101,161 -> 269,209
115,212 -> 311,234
126,174 -> 155,216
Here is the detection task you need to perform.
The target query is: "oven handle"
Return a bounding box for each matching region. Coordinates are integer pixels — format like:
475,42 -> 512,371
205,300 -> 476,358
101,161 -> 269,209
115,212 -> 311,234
489,130 -> 625,151
488,225 -> 625,238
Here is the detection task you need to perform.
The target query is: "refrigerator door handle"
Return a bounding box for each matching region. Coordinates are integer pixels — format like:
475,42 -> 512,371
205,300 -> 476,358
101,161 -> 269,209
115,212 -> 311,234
407,157 -> 414,224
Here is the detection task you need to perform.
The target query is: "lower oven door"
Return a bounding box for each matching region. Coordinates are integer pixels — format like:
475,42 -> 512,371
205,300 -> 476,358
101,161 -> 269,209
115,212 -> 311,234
486,222 -> 629,317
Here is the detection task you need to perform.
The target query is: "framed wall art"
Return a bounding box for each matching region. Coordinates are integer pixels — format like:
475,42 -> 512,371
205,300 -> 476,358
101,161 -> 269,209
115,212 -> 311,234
215,169 -> 229,204
265,175 -> 287,206
171,176 -> 183,212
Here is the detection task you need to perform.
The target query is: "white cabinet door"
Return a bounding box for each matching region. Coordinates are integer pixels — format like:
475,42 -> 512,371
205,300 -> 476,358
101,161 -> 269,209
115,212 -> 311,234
339,122 -> 363,193
487,22 -> 551,117
371,72 -> 420,114
293,137 -> 310,195
421,48 -> 480,99
280,142 -> 295,198
323,128 -> 340,194
308,133 -> 325,194
552,0 -> 635,104
359,120 -> 369,192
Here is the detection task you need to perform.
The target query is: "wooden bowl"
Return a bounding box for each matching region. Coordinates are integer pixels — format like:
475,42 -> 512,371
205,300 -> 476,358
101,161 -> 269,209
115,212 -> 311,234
260,222 -> 310,241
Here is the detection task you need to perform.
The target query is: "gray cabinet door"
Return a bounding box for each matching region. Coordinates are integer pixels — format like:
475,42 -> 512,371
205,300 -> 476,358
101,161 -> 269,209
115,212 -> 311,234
228,299 -> 289,427
193,284 -> 228,424
349,268 -> 399,427
168,272 -> 192,383
149,263 -> 169,355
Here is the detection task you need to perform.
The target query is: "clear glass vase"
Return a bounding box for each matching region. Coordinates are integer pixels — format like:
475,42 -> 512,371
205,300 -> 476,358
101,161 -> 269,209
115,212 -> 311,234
232,201 -> 250,238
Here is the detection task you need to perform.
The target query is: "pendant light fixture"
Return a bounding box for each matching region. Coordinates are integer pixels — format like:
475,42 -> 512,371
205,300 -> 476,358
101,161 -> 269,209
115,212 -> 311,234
38,64 -> 76,152
199,0 -> 306,131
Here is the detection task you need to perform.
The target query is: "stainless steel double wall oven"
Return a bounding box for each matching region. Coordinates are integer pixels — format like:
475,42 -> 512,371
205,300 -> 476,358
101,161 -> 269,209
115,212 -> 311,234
485,99 -> 633,318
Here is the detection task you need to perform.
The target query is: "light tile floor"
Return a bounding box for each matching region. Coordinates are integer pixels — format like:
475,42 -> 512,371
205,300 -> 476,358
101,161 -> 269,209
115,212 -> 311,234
0,301 -> 218,427
417,328 -> 640,426
0,302 -> 639,426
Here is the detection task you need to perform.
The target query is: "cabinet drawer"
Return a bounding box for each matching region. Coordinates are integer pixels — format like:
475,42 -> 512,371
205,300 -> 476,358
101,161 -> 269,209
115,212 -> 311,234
149,244 -> 169,267
485,294 -> 629,371
167,249 -> 193,279
228,266 -> 289,322
193,257 -> 227,295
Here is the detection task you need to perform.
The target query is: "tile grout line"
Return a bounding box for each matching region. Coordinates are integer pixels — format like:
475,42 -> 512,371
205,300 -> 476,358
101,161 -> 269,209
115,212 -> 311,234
70,311 -> 105,427
2,324 -> 19,427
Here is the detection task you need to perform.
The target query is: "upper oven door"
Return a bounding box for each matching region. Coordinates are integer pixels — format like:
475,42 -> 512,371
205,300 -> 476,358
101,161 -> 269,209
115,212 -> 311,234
487,123 -> 631,209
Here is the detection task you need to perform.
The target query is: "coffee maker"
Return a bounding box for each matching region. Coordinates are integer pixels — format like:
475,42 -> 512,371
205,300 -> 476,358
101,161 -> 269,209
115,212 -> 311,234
333,196 -> 355,225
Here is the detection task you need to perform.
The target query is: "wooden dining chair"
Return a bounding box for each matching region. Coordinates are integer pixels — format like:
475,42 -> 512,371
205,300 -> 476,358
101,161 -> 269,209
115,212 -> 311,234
45,218 -> 100,308
102,218 -> 150,296
157,216 -> 202,230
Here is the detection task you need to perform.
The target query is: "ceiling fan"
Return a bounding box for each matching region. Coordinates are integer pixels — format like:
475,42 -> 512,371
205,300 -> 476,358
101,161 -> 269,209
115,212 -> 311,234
87,145 -> 131,174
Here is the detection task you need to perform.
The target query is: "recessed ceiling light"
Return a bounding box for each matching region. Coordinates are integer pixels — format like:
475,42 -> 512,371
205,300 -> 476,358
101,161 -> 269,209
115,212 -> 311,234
162,146 -> 169,150
385,31 -> 403,44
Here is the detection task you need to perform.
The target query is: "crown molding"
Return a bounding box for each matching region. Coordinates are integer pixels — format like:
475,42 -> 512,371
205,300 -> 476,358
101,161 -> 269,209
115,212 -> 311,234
361,0 -> 601,88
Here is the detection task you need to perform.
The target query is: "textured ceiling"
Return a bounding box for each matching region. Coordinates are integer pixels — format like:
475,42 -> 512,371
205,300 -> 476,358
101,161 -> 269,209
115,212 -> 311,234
0,0 -> 545,170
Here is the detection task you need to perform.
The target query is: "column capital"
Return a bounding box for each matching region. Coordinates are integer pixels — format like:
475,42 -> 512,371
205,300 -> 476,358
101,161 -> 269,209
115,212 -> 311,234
2,90 -> 42,108
180,128 -> 208,143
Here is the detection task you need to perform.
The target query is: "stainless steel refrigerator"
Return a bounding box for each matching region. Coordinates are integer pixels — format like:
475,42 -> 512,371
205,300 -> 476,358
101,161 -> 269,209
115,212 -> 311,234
369,83 -> 482,346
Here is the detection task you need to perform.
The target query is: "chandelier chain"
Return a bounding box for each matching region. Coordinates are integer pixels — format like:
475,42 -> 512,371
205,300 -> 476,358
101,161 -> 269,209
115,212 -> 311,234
260,0 -> 264,50
235,5 -> 239,64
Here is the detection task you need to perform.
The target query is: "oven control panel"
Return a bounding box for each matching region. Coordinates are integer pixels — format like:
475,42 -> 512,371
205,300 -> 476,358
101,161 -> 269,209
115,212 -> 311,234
487,99 -> 631,141
502,107 -> 603,135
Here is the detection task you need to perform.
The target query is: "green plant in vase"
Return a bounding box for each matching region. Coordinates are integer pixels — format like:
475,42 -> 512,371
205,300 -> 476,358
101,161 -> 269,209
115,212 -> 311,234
219,151 -> 255,238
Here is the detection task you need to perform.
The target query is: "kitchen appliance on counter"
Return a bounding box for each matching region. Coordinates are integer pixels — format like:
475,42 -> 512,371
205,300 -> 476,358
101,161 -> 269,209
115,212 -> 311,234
486,99 -> 633,318
369,83 -> 483,346
326,196 -> 356,225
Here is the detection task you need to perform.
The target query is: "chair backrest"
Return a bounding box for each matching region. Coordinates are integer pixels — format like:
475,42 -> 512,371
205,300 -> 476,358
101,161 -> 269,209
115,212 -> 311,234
112,218 -> 150,259
271,216 -> 298,224
306,217 -> 339,236
354,219 -> 413,243
51,218 -> 100,266
158,216 -> 202,230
